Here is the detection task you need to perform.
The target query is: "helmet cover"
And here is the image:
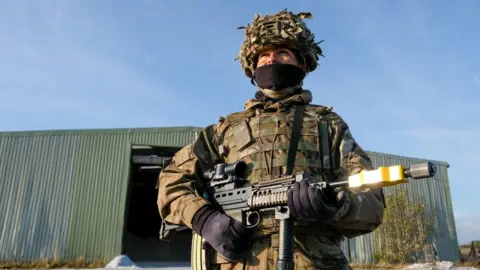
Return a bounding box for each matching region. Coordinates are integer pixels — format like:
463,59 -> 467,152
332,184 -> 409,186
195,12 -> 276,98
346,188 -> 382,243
235,9 -> 324,78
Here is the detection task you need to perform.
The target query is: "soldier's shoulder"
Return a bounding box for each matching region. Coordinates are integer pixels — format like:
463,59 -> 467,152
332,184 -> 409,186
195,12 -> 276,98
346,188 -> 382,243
305,103 -> 333,113
219,109 -> 253,125
212,109 -> 253,136
306,104 -> 346,123
200,109 -> 251,132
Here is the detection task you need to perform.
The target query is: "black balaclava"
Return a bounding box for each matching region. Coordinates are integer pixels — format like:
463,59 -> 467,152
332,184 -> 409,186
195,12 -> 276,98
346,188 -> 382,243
253,63 -> 306,90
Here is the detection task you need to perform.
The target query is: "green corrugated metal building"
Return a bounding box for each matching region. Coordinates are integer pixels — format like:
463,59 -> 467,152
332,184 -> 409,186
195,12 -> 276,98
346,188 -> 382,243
0,126 -> 460,265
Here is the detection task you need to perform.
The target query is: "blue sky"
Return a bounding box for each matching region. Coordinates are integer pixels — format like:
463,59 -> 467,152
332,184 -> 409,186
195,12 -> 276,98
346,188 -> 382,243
0,1 -> 478,245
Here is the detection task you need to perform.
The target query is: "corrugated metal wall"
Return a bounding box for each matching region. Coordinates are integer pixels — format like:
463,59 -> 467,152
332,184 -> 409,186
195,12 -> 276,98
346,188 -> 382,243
0,127 -> 201,263
342,151 -> 460,264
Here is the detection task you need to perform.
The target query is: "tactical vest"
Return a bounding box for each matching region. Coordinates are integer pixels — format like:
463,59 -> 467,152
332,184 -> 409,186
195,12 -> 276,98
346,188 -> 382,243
209,104 -> 349,266
217,104 -> 337,184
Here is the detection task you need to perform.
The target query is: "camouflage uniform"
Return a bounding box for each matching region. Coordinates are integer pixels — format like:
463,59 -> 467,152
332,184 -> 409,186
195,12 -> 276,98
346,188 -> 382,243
158,9 -> 385,270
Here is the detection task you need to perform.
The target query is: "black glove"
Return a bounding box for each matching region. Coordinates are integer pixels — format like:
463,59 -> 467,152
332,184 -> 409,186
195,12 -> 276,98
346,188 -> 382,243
287,179 -> 345,223
191,205 -> 251,262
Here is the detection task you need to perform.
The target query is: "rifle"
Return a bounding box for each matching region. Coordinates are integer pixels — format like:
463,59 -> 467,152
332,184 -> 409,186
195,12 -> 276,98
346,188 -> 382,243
159,161 -> 436,270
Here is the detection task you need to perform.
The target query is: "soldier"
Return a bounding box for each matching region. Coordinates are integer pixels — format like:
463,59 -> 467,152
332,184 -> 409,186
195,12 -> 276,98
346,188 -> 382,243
158,9 -> 385,270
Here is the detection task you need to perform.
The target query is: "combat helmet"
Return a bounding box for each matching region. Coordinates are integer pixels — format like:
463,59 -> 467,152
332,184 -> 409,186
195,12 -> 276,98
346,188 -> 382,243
235,9 -> 324,78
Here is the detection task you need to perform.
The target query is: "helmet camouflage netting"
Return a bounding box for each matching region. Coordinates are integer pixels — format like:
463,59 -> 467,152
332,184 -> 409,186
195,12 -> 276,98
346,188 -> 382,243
235,9 -> 324,78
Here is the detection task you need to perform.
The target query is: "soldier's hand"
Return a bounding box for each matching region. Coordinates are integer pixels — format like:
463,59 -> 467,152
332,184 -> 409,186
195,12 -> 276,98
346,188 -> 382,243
192,205 -> 251,262
287,179 -> 347,223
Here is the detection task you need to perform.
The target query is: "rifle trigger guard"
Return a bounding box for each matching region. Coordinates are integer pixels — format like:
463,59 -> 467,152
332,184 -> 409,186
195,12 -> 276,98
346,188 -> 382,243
245,211 -> 260,228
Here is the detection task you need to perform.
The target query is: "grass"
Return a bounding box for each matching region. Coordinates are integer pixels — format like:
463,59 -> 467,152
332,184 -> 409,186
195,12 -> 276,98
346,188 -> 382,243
0,257 -> 104,269
460,240 -> 480,249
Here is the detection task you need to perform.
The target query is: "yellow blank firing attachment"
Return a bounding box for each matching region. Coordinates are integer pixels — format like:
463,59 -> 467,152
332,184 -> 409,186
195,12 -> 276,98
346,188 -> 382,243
348,162 -> 435,189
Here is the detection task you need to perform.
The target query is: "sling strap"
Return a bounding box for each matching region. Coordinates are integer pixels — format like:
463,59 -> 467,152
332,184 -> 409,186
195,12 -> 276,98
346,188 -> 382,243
286,105 -> 305,175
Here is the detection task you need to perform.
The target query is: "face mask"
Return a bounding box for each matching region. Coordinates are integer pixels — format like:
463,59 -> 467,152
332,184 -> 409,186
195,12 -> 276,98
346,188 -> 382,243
253,63 -> 306,90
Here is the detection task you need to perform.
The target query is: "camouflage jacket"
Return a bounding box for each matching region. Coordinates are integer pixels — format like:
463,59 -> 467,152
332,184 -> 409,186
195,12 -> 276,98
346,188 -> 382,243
157,89 -> 385,267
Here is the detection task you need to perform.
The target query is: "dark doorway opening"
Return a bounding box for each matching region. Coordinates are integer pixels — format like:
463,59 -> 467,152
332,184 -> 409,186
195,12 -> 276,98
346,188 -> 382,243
122,145 -> 192,265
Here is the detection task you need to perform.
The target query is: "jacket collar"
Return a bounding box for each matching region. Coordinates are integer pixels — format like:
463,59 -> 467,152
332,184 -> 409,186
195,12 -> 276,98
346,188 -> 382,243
244,89 -> 313,112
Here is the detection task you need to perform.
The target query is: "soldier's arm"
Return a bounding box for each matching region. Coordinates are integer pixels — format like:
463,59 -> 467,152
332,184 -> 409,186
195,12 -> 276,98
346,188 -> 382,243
326,117 -> 385,238
157,124 -> 222,229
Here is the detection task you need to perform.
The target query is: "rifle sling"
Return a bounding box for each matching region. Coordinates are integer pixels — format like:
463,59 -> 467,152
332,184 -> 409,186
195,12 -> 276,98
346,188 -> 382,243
286,105 -> 305,175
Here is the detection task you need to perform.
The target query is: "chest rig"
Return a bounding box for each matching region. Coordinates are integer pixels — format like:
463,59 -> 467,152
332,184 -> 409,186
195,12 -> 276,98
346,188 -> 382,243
218,104 -> 336,184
